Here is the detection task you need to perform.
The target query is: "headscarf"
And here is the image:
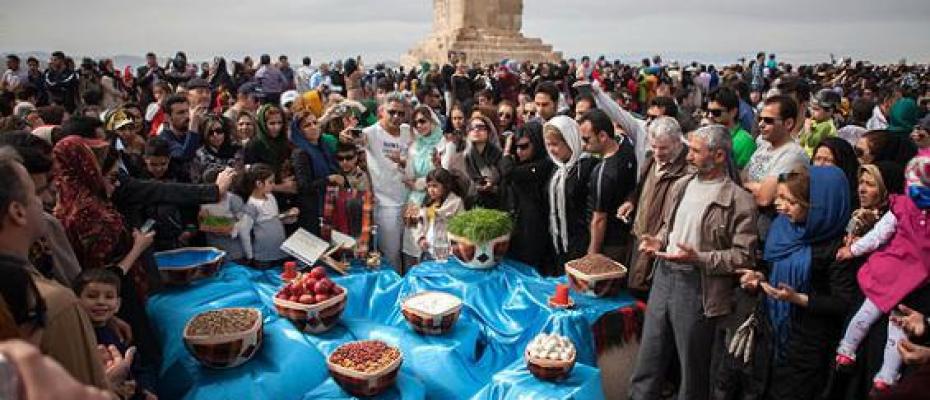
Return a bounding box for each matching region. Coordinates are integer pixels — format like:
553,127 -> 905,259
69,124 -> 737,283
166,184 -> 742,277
288,116 -> 335,182
869,130 -> 918,167
764,166 -> 851,359
905,154 -> 930,209
253,104 -> 290,170
52,136 -> 150,300
887,97 -> 919,134
408,108 -> 444,204
545,116 -> 584,253
464,115 -> 503,184
512,120 -> 547,164
813,137 -> 860,209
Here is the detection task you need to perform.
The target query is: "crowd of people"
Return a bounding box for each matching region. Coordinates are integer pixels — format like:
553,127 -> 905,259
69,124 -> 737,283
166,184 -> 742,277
0,49 -> 929,399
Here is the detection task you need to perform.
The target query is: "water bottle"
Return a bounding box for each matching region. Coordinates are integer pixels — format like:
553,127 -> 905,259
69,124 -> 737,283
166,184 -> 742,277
431,218 -> 451,263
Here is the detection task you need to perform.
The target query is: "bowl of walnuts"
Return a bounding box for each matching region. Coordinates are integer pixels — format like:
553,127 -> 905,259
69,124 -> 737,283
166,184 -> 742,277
565,253 -> 627,298
182,307 -> 263,369
327,340 -> 403,397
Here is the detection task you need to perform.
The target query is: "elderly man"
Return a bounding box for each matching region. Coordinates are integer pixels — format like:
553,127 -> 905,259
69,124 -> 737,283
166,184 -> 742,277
617,116 -> 690,296
631,125 -> 758,400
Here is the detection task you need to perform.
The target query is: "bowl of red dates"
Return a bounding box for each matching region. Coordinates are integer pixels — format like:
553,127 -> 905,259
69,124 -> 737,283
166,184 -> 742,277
565,254 -> 628,298
273,266 -> 347,333
327,340 -> 403,397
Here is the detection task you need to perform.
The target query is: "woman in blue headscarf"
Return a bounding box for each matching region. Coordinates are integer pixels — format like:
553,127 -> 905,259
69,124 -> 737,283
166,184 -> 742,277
739,165 -> 859,398
400,105 -> 445,267
290,111 -> 338,236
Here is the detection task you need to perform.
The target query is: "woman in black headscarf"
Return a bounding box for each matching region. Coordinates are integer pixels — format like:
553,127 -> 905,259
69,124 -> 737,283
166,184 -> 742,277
502,120 -> 556,275
812,137 -> 861,209
209,57 -> 234,95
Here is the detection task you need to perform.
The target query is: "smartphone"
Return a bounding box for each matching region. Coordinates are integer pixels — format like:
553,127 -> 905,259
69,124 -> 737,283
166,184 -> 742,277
350,128 -> 363,138
140,219 -> 156,234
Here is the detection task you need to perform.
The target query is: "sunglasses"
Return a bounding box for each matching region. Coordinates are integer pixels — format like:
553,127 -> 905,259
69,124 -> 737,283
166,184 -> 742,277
498,112 -> 513,119
759,116 -> 780,125
414,118 -> 430,125
705,108 -> 726,117
387,110 -> 406,117
336,154 -> 357,161
469,124 -> 488,131
854,147 -> 866,157
515,143 -> 531,151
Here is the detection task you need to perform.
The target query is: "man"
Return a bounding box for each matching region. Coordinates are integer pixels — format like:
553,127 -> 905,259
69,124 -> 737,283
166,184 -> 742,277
416,83 -> 446,127
360,92 -> 412,272
631,125 -> 758,400
254,54 -> 288,105
743,95 -> 809,238
618,116 -> 690,295
135,52 -> 165,106
750,52 -> 766,94
2,54 -> 30,93
25,57 -> 47,106
295,56 -> 315,94
573,94 -> 596,122
533,81 -> 560,122
706,87 -> 756,169
43,51 -> 80,112
0,147 -> 108,389
223,82 -> 261,120
277,55 -> 295,91
309,62 -> 332,90
157,94 -> 202,181
578,109 -> 637,262
866,87 -> 898,130
184,78 -> 212,109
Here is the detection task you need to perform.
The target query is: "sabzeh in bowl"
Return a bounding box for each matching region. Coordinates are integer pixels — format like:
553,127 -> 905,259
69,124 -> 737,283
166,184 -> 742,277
446,208 -> 513,269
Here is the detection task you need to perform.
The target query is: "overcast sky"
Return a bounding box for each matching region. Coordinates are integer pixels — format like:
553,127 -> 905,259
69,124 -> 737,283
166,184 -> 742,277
1,0 -> 929,65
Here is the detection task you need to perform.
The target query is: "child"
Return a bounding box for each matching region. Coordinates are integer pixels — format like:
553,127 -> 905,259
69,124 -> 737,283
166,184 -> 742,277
237,163 -> 298,268
199,167 -> 247,263
799,88 -> 840,156
835,155 -> 930,390
73,268 -> 153,399
142,137 -> 199,251
322,144 -> 374,258
415,168 -> 466,260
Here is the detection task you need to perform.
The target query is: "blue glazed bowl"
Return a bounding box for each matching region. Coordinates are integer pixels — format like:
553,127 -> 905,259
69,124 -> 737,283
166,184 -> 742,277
154,247 -> 226,285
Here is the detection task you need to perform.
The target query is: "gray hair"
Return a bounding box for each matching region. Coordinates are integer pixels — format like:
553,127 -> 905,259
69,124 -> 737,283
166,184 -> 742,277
647,116 -> 683,143
382,91 -> 408,107
690,124 -> 731,152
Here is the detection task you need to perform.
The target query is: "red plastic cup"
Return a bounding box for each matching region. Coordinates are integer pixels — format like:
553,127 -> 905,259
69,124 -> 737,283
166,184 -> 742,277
281,261 -> 298,280
554,284 -> 569,305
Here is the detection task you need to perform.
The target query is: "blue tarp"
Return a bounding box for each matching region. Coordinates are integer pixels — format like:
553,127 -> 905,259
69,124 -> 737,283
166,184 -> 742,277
147,258 -> 634,399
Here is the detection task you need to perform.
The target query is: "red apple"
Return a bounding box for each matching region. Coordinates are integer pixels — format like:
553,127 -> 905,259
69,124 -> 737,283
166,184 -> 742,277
314,293 -> 330,303
310,266 -> 327,279
332,285 -> 344,295
298,294 -> 315,304
288,295 -> 299,302
303,278 -> 318,293
276,292 -> 286,299
314,280 -> 331,295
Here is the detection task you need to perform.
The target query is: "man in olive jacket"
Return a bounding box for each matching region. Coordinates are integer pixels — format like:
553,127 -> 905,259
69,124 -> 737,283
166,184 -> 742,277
630,125 -> 758,400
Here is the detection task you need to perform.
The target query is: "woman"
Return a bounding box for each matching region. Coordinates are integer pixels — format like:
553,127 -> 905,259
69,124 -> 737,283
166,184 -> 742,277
738,166 -> 857,399
321,102 -> 360,153
855,130 -> 918,167
464,115 -> 505,209
497,100 -> 518,148
504,121 -> 556,275
290,111 -> 338,236
208,57 -> 233,97
401,106 -> 445,266
812,137 -> 861,209
544,115 -> 595,271
98,59 -> 125,110
887,97 -> 919,135
191,114 -> 240,183
235,111 -> 257,146
243,104 -> 291,176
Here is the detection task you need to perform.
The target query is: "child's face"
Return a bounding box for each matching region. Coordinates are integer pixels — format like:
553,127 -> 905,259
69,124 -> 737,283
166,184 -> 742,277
256,175 -> 275,196
426,181 -> 446,202
810,105 -> 832,122
336,152 -> 358,173
144,155 -> 170,179
78,282 -> 120,327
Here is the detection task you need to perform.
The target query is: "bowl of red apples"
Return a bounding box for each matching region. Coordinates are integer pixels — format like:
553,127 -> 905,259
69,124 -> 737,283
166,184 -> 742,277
273,266 -> 347,333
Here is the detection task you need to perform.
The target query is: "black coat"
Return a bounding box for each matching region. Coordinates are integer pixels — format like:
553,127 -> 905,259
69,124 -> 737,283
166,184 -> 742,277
549,158 -> 597,269
504,156 -> 556,275
291,150 -> 329,236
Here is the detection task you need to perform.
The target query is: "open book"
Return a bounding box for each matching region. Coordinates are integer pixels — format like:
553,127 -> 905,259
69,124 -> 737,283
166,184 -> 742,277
280,228 -> 358,269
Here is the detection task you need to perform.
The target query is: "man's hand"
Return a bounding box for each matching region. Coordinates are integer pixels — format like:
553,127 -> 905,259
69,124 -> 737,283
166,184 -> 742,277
761,282 -> 807,306
328,174 -> 346,187
891,304 -> 927,338
836,245 -> 854,261
638,235 -> 663,256
655,243 -> 699,264
898,338 -> 930,365
215,168 -> 237,194
735,268 -> 765,291
616,201 -> 634,222
275,177 -> 298,194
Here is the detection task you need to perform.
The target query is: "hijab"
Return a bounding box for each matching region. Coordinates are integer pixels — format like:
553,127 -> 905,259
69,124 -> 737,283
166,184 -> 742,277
253,104 -> 290,170
545,116 -> 584,253
814,137 -> 860,209
869,130 -> 918,167
887,97 -> 919,134
410,108 -> 444,181
764,166 -> 851,359
512,120 -> 547,164
288,116 -> 335,181
464,115 -> 503,183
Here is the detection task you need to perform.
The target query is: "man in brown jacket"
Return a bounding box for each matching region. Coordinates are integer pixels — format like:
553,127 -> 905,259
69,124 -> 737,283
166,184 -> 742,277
630,125 -> 758,400
0,147 -> 109,390
617,116 -> 690,296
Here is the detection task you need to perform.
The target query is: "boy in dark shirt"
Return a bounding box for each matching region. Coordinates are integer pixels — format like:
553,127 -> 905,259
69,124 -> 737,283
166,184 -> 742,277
142,137 -> 199,250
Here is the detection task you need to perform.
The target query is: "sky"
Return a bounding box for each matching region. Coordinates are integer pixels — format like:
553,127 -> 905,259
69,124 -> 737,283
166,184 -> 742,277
1,0 -> 929,65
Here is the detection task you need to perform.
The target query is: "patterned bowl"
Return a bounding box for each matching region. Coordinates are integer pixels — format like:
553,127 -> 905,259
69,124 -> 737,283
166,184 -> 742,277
448,233 -> 510,270
525,348 -> 576,381
401,291 -> 463,335
183,307 -> 263,369
565,260 -> 627,298
155,247 -> 225,286
327,341 -> 403,397
272,286 -> 347,333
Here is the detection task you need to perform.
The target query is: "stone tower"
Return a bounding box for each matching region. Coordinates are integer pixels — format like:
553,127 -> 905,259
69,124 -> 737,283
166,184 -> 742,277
402,0 -> 561,66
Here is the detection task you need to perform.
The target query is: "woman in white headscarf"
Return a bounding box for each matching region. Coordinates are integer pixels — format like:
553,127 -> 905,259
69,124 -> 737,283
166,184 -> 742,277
543,115 -> 596,274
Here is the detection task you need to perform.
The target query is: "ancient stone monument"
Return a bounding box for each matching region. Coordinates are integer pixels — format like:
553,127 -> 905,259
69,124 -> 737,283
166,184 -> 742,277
401,0 -> 561,66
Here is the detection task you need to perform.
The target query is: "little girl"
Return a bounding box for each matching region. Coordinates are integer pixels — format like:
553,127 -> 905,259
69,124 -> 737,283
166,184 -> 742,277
415,168 -> 466,261
199,167 -> 246,263
835,155 -> 930,390
237,164 -> 299,268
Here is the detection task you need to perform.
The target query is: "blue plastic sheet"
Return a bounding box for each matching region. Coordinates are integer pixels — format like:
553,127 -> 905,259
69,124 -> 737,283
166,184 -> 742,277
469,359 -> 605,400
147,258 -> 636,399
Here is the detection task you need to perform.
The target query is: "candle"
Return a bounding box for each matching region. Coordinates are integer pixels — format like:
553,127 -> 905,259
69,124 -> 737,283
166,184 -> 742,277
281,261 -> 298,280
554,284 -> 569,305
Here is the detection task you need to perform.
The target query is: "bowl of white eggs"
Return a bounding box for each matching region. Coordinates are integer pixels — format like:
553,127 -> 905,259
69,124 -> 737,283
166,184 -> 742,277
524,332 -> 576,381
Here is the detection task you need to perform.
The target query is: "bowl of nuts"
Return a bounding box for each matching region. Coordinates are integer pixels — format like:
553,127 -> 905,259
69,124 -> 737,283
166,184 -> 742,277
565,253 -> 627,298
273,267 -> 347,333
327,340 -> 403,397
401,291 -> 463,335
183,307 -> 263,369
525,332 -> 576,381
155,247 -> 226,286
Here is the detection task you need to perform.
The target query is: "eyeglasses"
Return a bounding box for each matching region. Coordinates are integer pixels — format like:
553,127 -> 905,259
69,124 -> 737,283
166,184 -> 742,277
515,143 -> 531,151
758,116 -> 780,125
414,118 -> 430,126
469,124 -> 488,132
498,112 -> 513,119
336,154 -> 357,161
387,110 -> 406,117
705,108 -> 726,117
